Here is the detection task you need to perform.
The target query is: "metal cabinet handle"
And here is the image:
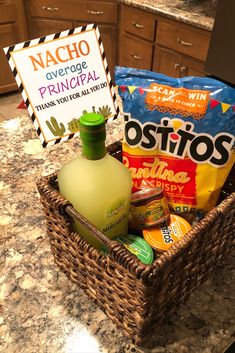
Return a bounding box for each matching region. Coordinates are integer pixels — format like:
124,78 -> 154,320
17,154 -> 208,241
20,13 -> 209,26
130,53 -> 142,60
180,66 -> 187,72
87,10 -> 104,15
177,38 -> 193,47
174,63 -> 180,69
42,6 -> 59,11
132,21 -> 144,29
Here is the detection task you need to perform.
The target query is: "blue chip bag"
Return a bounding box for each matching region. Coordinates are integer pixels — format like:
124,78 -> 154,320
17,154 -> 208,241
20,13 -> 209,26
115,66 -> 235,214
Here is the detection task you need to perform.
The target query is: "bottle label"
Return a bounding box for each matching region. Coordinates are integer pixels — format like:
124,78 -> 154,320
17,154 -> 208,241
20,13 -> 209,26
102,195 -> 128,235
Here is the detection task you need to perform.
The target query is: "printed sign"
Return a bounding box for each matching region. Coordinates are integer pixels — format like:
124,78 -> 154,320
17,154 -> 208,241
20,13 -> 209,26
4,24 -> 118,147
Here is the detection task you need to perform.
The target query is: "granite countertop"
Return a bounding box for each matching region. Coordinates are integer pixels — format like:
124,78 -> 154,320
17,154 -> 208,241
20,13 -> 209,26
120,0 -> 216,30
1,115 -> 234,353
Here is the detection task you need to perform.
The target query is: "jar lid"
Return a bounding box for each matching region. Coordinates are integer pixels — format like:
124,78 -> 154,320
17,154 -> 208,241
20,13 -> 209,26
115,234 -> 154,265
131,188 -> 164,205
143,214 -> 191,252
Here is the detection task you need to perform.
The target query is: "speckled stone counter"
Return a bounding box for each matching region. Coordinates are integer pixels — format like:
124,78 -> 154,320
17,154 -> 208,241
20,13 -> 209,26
1,115 -> 234,353
120,0 -> 216,30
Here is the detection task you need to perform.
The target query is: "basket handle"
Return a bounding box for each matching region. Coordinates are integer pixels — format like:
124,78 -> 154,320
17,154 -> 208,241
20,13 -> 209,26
65,204 -> 148,277
65,205 -> 112,248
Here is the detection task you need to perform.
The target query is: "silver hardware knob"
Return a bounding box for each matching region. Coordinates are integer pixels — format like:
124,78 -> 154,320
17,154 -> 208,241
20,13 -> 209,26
87,10 -> 104,15
42,6 -> 59,11
132,21 -> 144,29
177,38 -> 193,47
130,53 -> 142,60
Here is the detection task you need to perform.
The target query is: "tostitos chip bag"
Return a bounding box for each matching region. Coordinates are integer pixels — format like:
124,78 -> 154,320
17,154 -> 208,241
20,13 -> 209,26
115,66 -> 235,216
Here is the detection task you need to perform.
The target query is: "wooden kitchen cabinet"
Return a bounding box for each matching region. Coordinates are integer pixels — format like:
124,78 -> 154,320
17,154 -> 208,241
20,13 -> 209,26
118,4 -> 156,71
154,18 -> 211,78
0,0 -> 28,94
118,4 -> 211,79
24,0 -> 118,77
0,2 -> 212,95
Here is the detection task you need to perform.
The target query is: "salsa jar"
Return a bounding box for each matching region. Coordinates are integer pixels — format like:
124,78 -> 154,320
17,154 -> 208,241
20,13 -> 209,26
130,188 -> 170,228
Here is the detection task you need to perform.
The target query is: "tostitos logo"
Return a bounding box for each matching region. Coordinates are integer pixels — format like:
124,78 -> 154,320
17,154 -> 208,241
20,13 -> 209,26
124,116 -> 234,167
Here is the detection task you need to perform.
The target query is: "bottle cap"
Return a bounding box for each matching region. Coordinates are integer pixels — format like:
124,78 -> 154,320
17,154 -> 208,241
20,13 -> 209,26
79,113 -> 106,159
115,234 -> 154,265
80,112 -> 105,126
143,214 -> 191,252
79,113 -> 106,143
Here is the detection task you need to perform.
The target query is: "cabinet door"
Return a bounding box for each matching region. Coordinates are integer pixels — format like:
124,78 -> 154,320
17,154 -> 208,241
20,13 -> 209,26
98,24 -> 117,79
73,22 -> 117,80
0,23 -> 22,93
0,3 -> 16,23
118,34 -> 153,71
28,18 -> 73,38
153,46 -> 182,77
182,56 -> 205,77
0,0 -> 28,94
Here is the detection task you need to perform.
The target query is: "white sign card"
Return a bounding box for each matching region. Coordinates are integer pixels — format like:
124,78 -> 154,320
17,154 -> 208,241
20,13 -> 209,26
4,24 -> 118,147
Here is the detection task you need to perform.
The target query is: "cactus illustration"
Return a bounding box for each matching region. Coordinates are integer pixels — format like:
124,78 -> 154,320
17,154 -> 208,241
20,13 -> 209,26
46,116 -> 65,136
68,118 -> 80,132
97,105 -> 112,119
82,107 -> 96,115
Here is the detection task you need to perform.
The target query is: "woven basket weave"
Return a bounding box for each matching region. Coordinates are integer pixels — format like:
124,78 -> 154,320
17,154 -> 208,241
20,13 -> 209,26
37,141 -> 235,346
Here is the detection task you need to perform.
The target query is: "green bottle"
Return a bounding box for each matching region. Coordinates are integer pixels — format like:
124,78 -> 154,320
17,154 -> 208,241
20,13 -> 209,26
58,113 -> 132,249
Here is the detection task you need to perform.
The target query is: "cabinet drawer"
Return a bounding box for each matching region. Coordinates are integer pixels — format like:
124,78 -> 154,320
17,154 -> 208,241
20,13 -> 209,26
27,0 -> 118,24
157,21 -> 210,62
121,5 -> 155,41
0,4 -> 16,23
118,35 -> 153,71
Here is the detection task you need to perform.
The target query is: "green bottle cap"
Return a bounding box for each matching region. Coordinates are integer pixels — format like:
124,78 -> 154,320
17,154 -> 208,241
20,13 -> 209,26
79,113 -> 106,159
115,234 -> 154,265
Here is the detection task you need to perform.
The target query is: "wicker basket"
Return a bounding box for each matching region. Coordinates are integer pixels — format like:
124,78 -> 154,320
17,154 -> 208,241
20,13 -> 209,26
37,141 -> 235,346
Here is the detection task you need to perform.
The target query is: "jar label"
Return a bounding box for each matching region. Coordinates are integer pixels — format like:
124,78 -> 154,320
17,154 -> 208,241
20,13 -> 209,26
130,197 -> 169,227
